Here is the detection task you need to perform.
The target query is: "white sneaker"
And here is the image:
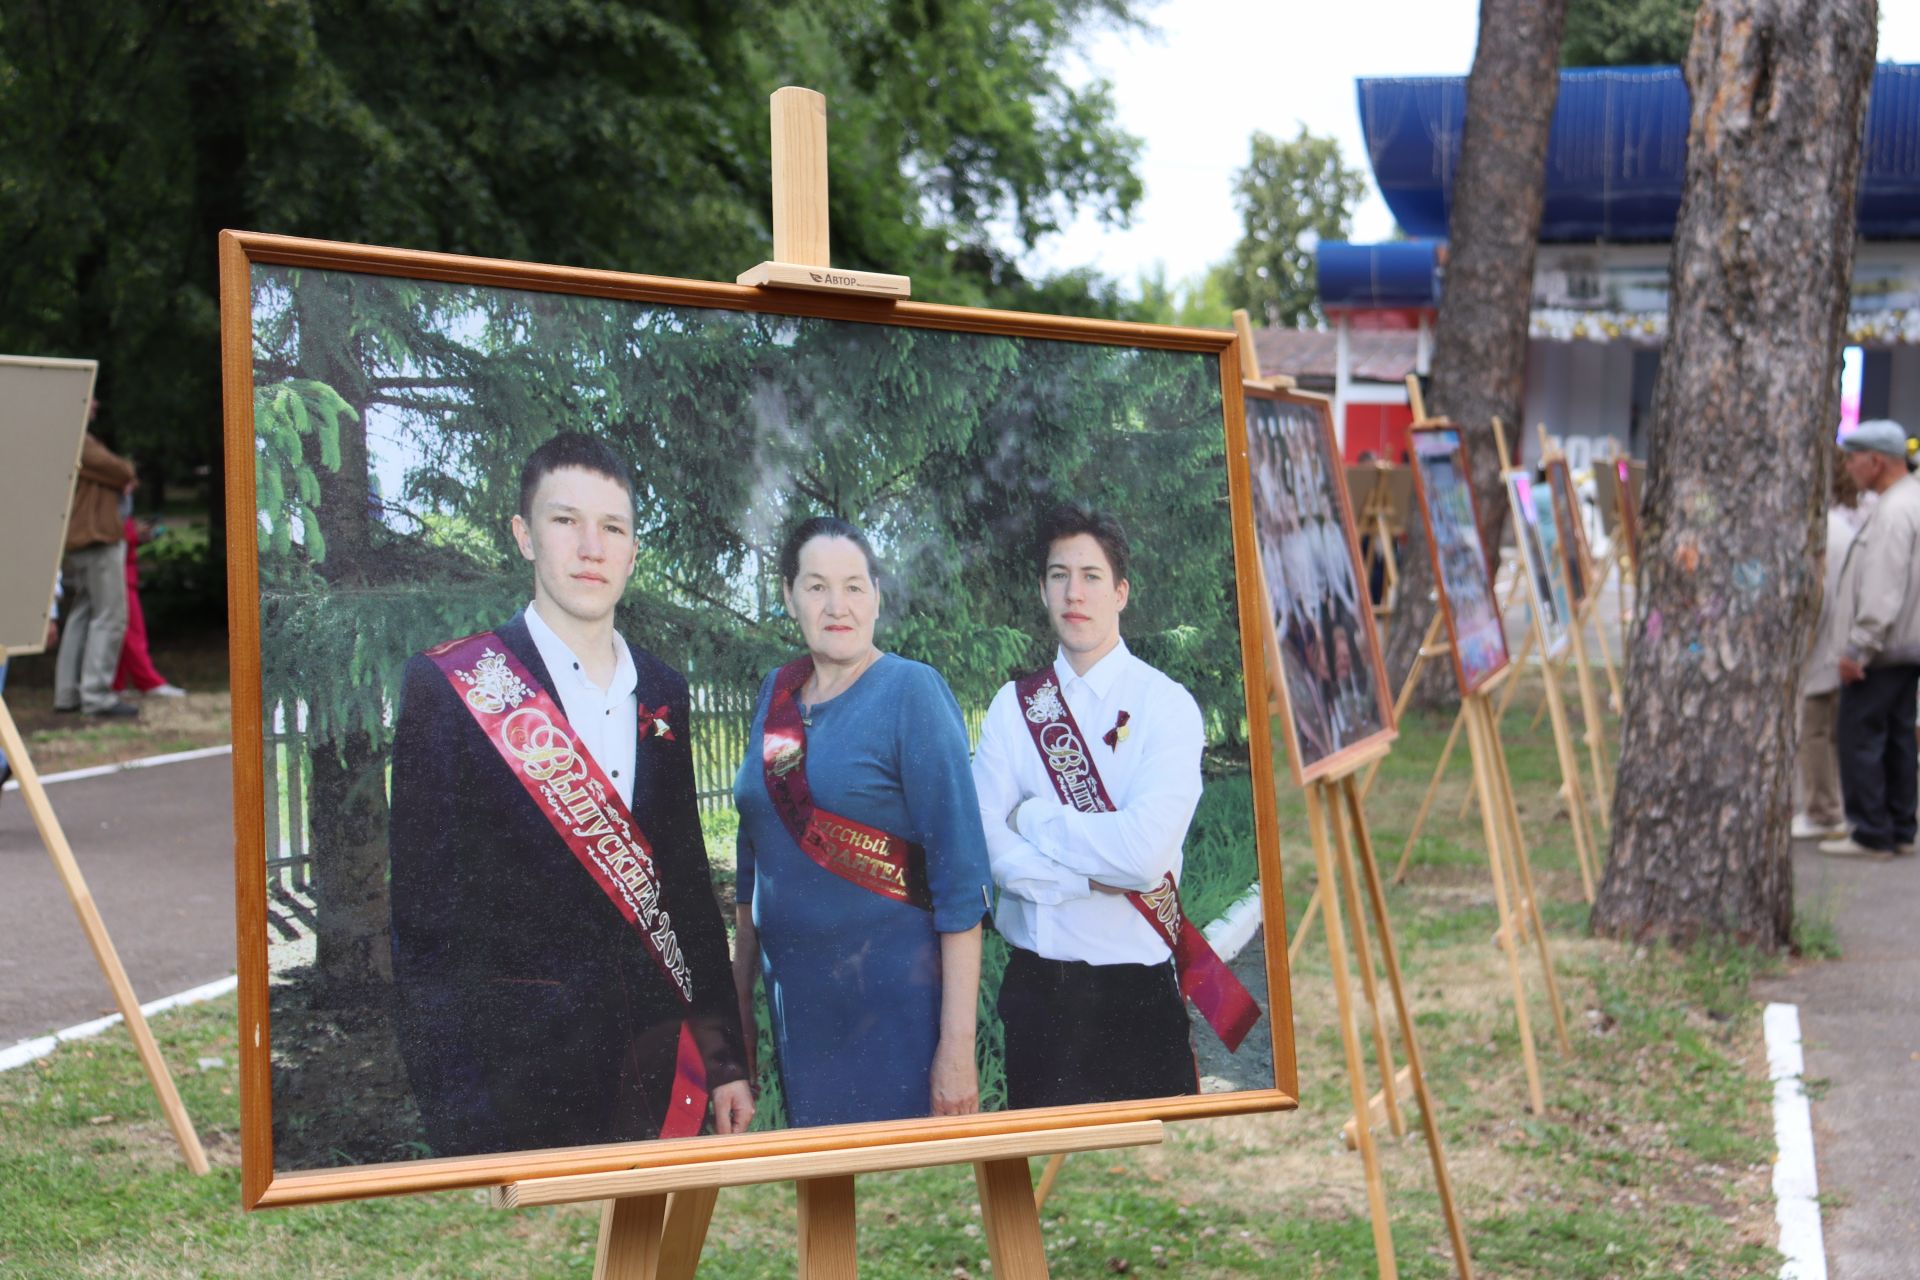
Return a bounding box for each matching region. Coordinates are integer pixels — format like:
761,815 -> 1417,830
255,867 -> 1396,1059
1818,835 -> 1893,861
1790,815 -> 1848,840
149,684 -> 187,697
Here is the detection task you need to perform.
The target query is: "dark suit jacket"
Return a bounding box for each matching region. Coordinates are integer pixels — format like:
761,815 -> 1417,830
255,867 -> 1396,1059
388,611 -> 745,1157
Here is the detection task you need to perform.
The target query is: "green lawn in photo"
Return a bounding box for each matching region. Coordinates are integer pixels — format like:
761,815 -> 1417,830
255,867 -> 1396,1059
0,673 -> 1787,1278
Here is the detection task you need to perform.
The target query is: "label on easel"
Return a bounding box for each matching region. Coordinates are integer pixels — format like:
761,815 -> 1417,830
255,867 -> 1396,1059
736,261 -> 911,299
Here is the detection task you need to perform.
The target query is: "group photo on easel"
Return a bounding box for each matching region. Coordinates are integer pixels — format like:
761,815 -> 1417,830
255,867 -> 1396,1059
240,254 -> 1287,1180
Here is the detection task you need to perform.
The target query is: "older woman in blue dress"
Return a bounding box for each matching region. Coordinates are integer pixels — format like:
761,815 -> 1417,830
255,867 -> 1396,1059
731,517 -> 990,1126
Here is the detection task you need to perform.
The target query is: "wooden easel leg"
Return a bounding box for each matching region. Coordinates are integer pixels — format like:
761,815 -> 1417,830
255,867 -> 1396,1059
1329,795 -> 1407,1138
655,1188 -> 718,1280
0,695 -> 209,1175
1567,596 -> 1614,828
1306,784 -> 1399,1279
1341,776 -> 1476,1280
1391,705 -> 1466,884
977,1158 -> 1051,1279
1587,590 -> 1624,713
1483,708 -> 1573,1057
1540,660 -> 1598,902
1285,891 -> 1321,968
1359,610 -> 1446,802
797,1176 -> 859,1279
1032,1152 -> 1067,1210
1463,699 -> 1545,1115
595,1195 -> 667,1280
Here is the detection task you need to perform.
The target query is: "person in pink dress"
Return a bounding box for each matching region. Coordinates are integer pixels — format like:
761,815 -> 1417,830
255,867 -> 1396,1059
112,517 -> 185,698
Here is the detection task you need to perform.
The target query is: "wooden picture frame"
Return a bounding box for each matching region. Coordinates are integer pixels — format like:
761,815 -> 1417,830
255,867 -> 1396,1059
1407,423 -> 1511,696
1507,473 -> 1572,660
1615,457 -> 1644,565
1244,385 -> 1396,785
219,231 -> 1298,1210
1543,456 -> 1589,606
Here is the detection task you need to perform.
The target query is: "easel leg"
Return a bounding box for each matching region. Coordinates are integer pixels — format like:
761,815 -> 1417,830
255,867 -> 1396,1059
1359,610 -> 1445,803
1341,776 -> 1475,1280
1587,589 -> 1624,713
1568,596 -> 1614,828
977,1158 -> 1051,1278
1540,660 -> 1598,902
1329,796 -> 1407,1138
0,695 -> 209,1175
1033,1152 -> 1067,1209
1307,784 -> 1399,1279
656,1188 -> 718,1280
1285,891 -> 1321,968
1463,699 -> 1545,1115
595,1195 -> 667,1280
797,1175 -> 859,1279
1483,707 -> 1573,1057
1390,705 -> 1466,885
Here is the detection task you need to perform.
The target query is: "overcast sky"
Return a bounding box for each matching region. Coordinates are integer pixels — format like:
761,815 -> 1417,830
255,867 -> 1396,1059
1024,3 -> 1920,292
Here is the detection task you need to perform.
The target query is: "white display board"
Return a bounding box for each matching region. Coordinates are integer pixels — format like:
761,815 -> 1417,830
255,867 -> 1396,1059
0,356 -> 98,655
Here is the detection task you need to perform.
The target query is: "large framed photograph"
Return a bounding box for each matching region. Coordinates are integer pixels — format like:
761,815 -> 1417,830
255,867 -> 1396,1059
220,232 -> 1296,1208
1408,424 -> 1510,696
1507,473 -> 1573,660
1244,385 -> 1395,783
1543,457 -> 1590,607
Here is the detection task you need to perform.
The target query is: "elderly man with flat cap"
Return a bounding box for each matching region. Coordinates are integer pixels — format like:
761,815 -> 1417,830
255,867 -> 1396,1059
1823,419 -> 1920,860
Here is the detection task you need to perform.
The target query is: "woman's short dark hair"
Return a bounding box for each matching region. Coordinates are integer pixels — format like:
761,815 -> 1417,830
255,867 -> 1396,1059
1034,501 -> 1130,584
779,516 -> 881,587
518,431 -> 636,519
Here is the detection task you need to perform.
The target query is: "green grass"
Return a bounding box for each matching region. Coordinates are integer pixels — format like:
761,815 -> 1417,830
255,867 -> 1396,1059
0,670 -> 1791,1277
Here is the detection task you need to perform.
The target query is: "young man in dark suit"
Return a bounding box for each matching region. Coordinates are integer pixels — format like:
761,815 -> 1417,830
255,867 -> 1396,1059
388,432 -> 751,1157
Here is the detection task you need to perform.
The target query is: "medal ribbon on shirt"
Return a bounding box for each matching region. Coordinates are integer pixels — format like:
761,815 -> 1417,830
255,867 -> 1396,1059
762,657 -> 933,910
426,630 -> 709,1139
1011,668 -> 1263,1052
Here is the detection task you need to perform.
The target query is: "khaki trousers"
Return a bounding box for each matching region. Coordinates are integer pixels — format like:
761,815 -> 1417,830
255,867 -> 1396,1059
1797,690 -> 1843,827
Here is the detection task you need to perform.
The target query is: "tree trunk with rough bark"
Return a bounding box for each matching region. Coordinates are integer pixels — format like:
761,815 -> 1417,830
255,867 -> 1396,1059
1591,0 -> 1877,947
1385,0 -> 1570,700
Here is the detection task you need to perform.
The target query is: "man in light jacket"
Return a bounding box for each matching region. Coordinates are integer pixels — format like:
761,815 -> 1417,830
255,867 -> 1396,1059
1822,419 -> 1920,859
54,416 -> 139,719
1794,452 -> 1865,841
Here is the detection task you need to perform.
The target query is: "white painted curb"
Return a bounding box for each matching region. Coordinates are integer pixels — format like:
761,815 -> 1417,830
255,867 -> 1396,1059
0,975 -> 238,1073
1,743 -> 232,791
1204,885 -> 1263,964
1765,1001 -> 1827,1280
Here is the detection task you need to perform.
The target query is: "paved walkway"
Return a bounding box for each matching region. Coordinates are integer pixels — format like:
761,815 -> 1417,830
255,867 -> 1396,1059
1758,841 -> 1920,1280
0,754 -> 234,1045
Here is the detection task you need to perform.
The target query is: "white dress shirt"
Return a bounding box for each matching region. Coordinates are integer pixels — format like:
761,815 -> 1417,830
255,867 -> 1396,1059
970,640 -> 1205,965
524,601 -> 639,809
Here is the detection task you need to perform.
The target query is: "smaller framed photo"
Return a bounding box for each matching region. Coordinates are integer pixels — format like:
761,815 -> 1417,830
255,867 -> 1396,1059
1543,457 -> 1590,606
1244,385 -> 1396,784
1407,424 -> 1510,697
1508,473 -> 1573,660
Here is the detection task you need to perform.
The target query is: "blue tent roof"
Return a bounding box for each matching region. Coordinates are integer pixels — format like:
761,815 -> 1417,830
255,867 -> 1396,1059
1317,240 -> 1443,309
1358,63 -> 1920,243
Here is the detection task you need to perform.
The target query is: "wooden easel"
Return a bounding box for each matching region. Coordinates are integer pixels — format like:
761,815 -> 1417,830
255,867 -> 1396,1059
516,84 -> 1171,1280
1235,354 -> 1470,1277
0,649 -> 209,1174
496,1125 -> 1163,1279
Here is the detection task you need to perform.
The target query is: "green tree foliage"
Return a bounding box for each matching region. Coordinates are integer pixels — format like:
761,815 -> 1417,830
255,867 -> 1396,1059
1133,264 -> 1235,329
1562,0 -> 1699,66
0,0 -> 1147,496
1221,128 -> 1370,329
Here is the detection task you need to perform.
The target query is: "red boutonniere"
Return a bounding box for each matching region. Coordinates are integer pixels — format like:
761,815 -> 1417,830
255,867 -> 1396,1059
1103,710 -> 1131,749
644,705 -> 675,741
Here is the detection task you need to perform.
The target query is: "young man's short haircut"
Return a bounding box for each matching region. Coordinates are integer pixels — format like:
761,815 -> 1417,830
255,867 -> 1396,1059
517,431 -> 636,519
1035,501 -> 1130,584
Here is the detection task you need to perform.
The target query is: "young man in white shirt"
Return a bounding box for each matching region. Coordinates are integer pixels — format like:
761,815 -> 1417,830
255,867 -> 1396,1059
970,503 -> 1209,1107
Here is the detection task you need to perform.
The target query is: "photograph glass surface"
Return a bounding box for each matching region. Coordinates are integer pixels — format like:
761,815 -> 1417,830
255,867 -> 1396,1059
1509,474 -> 1572,659
1409,427 -> 1509,695
1244,388 -> 1393,780
241,259 -> 1284,1185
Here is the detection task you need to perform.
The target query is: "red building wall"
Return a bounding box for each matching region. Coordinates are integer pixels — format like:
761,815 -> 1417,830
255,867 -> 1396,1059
1343,402 -> 1414,464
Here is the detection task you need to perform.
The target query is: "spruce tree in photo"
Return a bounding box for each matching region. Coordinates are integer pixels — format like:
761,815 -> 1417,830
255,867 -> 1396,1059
1591,0 -> 1877,946
1382,0 -> 1572,697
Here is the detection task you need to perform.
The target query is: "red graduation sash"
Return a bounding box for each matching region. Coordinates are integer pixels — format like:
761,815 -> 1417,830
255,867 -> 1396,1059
761,657 -> 932,910
1012,667 -> 1262,1053
426,630 -> 709,1140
